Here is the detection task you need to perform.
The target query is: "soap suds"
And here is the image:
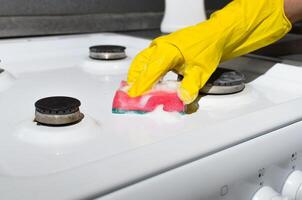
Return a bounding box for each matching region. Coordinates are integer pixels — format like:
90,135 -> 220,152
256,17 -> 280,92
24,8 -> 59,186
154,80 -> 180,92
121,80 -> 180,93
139,94 -> 151,106
145,105 -> 183,124
121,85 -> 131,92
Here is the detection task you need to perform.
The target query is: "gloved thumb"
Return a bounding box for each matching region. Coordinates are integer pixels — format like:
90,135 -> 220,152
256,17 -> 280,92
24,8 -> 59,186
178,65 -> 205,104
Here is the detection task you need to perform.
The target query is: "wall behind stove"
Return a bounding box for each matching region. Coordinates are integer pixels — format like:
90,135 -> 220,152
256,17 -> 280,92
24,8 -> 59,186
0,0 -> 231,38
0,0 -> 164,38
8,0 -> 301,39
205,0 -> 230,11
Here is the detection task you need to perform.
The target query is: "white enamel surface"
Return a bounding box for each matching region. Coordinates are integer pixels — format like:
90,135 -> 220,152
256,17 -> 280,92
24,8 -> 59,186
81,54 -> 133,75
100,122 -> 302,200
1,33 -> 302,199
0,70 -> 15,92
160,0 -> 207,33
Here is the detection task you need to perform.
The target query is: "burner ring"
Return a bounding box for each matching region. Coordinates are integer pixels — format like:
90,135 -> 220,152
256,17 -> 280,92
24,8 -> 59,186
200,68 -> 245,94
35,96 -> 84,125
178,68 -> 245,95
206,68 -> 245,87
89,45 -> 127,60
35,111 -> 84,126
200,83 -> 245,95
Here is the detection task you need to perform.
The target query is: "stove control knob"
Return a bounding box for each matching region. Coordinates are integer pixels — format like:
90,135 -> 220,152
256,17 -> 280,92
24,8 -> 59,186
252,186 -> 289,200
282,171 -> 302,200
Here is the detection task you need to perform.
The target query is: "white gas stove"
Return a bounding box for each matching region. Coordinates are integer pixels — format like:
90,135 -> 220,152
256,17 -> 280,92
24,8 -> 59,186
1,33 -> 302,200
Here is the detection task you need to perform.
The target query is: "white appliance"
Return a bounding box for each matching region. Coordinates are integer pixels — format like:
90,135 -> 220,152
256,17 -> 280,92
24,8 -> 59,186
1,33 -> 302,200
160,0 -> 207,33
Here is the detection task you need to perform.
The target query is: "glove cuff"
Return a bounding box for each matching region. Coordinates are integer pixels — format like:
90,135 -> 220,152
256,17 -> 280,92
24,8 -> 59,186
153,0 -> 292,63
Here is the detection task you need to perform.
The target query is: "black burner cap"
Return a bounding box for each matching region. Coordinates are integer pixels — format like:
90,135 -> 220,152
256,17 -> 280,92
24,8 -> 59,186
0,68 -> 4,73
89,45 -> 126,53
35,96 -> 81,115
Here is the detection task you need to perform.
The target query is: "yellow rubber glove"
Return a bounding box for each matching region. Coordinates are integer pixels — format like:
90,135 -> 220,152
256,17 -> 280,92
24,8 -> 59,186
127,0 -> 291,104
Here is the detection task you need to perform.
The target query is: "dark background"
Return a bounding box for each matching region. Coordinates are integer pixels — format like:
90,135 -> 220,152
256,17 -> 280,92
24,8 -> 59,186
0,0 -> 230,38
205,0 -> 230,10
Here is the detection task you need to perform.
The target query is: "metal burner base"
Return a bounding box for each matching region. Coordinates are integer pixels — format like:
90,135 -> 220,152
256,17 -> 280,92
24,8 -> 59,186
35,111 -> 84,126
179,68 -> 245,95
89,45 -> 127,60
200,83 -> 245,95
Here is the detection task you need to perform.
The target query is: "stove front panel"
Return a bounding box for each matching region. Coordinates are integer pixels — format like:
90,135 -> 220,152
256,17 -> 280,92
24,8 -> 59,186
100,121 -> 302,200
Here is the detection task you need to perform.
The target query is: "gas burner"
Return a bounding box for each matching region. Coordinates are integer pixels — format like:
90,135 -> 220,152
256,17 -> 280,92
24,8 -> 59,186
178,68 -> 245,95
200,68 -> 245,95
0,68 -> 4,73
34,96 -> 84,126
89,45 -> 127,60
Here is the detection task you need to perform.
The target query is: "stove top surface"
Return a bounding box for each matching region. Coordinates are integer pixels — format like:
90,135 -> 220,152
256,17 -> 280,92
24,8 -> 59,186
1,33 -> 302,199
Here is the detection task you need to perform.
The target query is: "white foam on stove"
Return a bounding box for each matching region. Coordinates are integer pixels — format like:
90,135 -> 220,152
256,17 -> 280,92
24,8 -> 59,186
139,94 -> 152,106
144,105 -> 184,124
154,80 -> 180,92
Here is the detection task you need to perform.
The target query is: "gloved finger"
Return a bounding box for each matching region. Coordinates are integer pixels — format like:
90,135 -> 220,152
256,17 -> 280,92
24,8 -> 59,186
178,65 -> 208,104
127,46 -> 154,84
128,43 -> 183,97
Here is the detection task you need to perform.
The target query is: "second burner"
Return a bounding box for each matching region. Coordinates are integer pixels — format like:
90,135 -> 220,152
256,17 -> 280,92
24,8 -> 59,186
89,45 -> 127,60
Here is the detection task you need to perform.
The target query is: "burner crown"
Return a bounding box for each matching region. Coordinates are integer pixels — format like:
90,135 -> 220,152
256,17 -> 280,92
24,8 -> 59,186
35,96 -> 80,115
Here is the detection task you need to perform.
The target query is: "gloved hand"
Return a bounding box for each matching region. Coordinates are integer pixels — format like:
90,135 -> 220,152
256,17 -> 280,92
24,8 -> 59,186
127,0 -> 292,104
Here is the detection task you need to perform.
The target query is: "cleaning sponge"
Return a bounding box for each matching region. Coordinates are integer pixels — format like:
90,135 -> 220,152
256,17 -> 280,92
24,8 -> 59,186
112,81 -> 185,114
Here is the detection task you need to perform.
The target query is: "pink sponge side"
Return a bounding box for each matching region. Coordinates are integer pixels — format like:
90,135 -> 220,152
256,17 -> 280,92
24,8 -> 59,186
112,81 -> 185,114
